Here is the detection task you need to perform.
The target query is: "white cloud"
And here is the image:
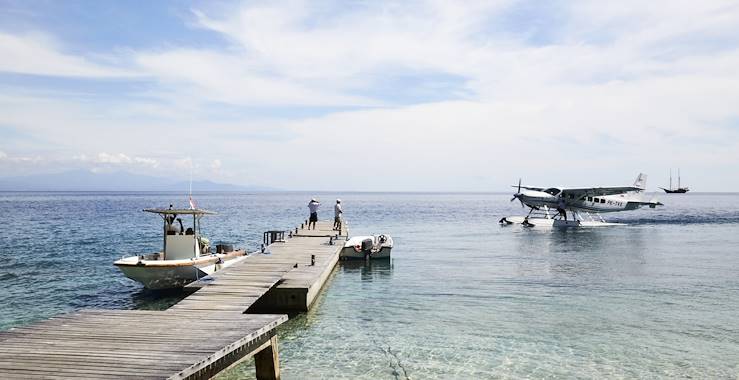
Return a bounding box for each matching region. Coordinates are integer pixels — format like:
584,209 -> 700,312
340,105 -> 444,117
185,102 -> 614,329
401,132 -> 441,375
89,153 -> 159,168
96,152 -> 132,164
182,1 -> 505,102
0,33 -> 135,77
174,157 -> 193,170
133,157 -> 159,168
134,49 -> 374,106
1,1 -> 739,189
121,0 -> 739,113
0,151 -> 44,167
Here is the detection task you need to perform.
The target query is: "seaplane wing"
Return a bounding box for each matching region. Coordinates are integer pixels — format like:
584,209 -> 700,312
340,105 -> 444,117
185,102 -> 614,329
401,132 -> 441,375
560,186 -> 643,197
515,185 -> 545,191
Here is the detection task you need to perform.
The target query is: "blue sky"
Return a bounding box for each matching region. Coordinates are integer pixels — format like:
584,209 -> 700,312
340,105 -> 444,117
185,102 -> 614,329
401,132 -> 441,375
1,0 -> 738,191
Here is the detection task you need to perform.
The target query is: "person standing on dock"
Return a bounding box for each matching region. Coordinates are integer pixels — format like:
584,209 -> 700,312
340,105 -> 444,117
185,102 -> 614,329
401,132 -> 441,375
333,199 -> 343,231
308,198 -> 320,230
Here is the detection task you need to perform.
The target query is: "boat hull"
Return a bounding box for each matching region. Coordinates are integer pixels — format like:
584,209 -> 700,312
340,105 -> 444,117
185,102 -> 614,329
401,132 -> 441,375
340,246 -> 392,260
114,250 -> 247,289
116,264 -> 207,289
340,235 -> 393,260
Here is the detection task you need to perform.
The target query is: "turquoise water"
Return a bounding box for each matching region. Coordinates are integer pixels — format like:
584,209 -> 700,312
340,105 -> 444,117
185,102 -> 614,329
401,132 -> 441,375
1,192 -> 739,378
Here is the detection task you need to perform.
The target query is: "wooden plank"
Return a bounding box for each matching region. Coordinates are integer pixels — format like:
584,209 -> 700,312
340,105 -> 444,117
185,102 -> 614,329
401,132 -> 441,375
292,219 -> 347,238
0,312 -> 286,380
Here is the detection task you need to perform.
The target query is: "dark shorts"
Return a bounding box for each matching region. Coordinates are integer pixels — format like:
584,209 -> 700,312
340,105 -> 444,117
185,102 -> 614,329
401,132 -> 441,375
310,212 -> 318,222
334,216 -> 341,223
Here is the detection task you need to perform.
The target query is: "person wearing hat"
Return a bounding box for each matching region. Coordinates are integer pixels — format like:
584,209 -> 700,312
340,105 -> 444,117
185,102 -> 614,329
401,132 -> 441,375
307,198 -> 321,230
333,199 -> 343,231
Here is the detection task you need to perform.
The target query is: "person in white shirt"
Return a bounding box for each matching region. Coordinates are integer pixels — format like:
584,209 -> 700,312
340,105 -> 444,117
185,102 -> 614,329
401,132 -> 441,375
333,199 -> 343,231
307,198 -> 320,230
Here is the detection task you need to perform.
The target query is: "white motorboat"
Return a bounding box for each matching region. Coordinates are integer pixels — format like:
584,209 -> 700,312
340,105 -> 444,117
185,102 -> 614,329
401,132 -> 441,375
341,234 -> 393,260
114,208 -> 247,289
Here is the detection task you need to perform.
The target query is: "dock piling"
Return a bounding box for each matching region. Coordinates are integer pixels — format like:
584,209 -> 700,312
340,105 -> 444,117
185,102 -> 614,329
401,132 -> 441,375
254,336 -> 281,380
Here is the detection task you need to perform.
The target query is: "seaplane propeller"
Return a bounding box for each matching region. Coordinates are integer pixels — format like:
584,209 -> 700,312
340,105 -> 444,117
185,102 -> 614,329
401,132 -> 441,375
510,178 -> 524,208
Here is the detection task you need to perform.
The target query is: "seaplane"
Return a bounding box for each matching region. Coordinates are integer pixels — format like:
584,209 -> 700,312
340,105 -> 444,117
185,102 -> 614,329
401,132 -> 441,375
499,173 -> 663,227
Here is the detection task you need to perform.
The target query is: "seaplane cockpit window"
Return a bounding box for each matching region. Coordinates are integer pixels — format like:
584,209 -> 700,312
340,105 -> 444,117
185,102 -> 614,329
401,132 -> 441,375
544,188 -> 561,196
587,196 -> 593,202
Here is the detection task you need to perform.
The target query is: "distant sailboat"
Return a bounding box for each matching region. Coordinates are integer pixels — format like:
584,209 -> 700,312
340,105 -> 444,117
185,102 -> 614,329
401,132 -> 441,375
661,169 -> 689,193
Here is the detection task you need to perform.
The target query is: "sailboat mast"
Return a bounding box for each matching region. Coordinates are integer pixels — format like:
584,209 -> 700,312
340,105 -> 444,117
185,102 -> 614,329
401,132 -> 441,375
669,169 -> 672,190
678,168 -> 681,189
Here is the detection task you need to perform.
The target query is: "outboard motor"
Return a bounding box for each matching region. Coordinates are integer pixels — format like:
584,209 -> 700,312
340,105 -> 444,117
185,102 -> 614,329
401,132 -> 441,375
360,238 -> 374,260
216,244 -> 234,253
360,238 -> 374,253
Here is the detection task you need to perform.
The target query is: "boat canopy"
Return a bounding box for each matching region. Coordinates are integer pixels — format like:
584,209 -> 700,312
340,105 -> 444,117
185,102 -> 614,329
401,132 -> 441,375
143,208 -> 216,215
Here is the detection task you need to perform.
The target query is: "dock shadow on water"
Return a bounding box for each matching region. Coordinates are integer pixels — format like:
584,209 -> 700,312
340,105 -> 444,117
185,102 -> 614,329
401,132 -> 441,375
128,288 -> 195,311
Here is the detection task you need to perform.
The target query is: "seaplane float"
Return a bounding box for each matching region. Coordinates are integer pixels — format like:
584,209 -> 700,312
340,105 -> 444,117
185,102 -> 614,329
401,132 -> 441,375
114,207 -> 247,289
340,234 -> 394,260
499,173 -> 663,228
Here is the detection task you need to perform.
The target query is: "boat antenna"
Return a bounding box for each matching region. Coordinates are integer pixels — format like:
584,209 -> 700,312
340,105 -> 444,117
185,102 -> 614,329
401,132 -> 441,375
188,160 -> 196,210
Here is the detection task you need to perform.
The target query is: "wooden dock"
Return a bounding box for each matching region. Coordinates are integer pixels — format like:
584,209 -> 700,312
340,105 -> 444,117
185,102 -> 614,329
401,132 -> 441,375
251,220 -> 347,312
0,311 -> 286,380
0,220 -> 347,379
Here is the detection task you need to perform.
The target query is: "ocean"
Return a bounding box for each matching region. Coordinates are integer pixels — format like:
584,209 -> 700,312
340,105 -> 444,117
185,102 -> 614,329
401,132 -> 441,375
1,192 -> 738,379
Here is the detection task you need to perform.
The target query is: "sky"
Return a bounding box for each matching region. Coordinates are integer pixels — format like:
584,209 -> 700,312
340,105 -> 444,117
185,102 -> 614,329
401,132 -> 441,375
1,0 -> 738,191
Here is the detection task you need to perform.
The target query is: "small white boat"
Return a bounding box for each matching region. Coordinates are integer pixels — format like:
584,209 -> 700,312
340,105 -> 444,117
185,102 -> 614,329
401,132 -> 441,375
114,208 -> 247,289
341,235 -> 393,260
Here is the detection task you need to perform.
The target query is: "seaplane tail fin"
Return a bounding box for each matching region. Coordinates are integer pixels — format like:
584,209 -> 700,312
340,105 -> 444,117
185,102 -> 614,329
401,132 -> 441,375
633,173 -> 647,190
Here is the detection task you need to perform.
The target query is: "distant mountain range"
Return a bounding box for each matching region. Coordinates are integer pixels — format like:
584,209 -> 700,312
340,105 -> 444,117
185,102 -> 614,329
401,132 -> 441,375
0,170 -> 274,192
